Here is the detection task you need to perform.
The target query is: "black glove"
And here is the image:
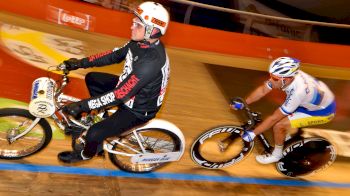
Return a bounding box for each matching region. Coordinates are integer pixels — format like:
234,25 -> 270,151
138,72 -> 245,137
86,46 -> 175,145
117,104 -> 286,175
62,101 -> 90,119
63,58 -> 83,71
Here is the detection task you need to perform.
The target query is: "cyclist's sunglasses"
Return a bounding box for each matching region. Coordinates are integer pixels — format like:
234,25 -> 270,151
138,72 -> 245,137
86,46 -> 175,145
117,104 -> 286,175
270,74 -> 281,81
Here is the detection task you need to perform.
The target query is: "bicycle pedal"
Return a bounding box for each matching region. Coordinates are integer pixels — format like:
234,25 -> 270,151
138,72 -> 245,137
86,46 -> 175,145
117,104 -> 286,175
64,130 -> 72,135
64,126 -> 85,136
97,150 -> 105,157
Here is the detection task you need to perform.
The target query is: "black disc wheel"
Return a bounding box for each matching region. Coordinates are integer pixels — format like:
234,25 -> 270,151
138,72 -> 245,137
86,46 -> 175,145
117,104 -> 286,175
276,137 -> 336,177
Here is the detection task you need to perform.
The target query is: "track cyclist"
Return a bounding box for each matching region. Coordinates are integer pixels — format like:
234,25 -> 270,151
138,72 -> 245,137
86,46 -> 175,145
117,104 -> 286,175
231,57 -> 336,164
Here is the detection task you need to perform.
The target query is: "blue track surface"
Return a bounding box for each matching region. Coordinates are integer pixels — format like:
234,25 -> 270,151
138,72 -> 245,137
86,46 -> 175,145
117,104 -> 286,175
0,162 -> 349,188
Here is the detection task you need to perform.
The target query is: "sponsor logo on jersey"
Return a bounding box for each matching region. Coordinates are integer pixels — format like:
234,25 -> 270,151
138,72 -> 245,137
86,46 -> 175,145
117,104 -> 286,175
284,88 -> 294,107
87,92 -> 116,110
114,75 -> 140,99
88,50 -> 112,62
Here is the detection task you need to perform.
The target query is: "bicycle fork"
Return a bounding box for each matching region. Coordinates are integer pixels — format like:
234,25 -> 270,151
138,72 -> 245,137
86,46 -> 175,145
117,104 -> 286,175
7,117 -> 41,144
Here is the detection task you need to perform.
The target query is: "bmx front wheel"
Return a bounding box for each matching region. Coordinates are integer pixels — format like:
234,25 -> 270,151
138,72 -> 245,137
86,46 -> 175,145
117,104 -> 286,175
0,108 -> 52,159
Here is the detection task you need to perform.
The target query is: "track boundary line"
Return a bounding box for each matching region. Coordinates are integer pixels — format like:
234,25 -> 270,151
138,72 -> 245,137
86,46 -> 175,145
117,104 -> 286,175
0,162 -> 349,188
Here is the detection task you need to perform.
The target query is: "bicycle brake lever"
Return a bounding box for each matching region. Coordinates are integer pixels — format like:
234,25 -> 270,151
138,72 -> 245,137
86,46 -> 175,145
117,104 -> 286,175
57,63 -> 70,75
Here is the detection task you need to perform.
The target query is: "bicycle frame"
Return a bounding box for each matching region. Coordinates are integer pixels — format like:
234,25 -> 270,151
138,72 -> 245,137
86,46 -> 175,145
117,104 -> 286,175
256,134 -> 273,154
20,68 -> 185,162
234,97 -> 274,154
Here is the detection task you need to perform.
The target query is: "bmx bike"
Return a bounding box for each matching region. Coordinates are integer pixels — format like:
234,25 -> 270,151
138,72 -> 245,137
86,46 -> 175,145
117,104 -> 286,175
191,97 -> 336,177
0,64 -> 185,173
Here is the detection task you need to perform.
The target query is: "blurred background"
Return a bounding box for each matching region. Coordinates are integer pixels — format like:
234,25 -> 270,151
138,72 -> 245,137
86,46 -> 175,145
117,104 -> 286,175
82,0 -> 350,45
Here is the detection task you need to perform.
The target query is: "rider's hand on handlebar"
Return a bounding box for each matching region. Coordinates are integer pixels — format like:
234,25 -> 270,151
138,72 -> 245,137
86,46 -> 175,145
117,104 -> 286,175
242,130 -> 256,142
62,101 -> 90,119
63,58 -> 83,71
230,100 -> 244,110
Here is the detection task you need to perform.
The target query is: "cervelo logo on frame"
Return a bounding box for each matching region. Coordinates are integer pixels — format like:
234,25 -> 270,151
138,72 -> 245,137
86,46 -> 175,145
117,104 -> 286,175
48,6 -> 94,31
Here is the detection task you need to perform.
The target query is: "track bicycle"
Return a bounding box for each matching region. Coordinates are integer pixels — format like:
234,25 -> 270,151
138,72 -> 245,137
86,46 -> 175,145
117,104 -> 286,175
190,97 -> 336,177
0,64 -> 185,173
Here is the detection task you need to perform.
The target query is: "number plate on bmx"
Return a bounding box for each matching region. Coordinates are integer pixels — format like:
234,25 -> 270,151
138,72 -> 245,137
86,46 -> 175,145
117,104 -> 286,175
29,77 -> 56,118
131,152 -> 182,164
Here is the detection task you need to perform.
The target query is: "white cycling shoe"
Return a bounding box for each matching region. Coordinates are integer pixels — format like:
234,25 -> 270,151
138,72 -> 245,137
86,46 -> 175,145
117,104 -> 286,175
256,153 -> 282,164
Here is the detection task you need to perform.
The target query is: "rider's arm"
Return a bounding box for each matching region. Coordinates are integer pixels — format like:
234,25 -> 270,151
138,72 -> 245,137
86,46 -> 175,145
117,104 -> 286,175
78,53 -> 159,111
80,41 -> 132,68
245,81 -> 272,104
252,108 -> 286,135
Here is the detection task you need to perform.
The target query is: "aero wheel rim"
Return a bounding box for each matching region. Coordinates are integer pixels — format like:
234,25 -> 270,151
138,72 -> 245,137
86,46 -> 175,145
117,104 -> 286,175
198,132 -> 245,163
191,126 -> 254,169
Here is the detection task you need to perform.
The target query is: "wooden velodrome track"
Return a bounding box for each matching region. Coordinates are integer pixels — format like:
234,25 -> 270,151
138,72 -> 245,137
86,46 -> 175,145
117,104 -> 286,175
1,11 -> 350,195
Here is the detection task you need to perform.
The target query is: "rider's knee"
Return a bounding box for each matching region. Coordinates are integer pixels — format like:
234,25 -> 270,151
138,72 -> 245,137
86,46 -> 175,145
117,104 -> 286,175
85,72 -> 95,85
272,123 -> 288,134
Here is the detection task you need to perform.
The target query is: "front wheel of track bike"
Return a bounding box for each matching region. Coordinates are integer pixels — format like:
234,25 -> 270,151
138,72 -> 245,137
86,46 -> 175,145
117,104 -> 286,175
191,126 -> 254,169
0,108 -> 52,159
276,137 -> 336,177
108,128 -> 181,173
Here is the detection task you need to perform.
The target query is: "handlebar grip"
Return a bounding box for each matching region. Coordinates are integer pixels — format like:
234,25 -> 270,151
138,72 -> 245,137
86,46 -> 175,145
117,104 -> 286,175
57,63 -> 66,71
231,97 -> 248,110
57,63 -> 70,75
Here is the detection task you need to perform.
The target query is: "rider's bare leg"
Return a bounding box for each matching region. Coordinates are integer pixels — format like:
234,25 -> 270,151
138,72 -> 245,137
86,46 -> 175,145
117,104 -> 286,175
273,116 -> 292,146
256,117 -> 292,164
272,117 -> 293,157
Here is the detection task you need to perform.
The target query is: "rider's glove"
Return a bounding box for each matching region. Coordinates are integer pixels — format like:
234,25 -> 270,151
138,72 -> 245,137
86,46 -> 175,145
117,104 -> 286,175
242,130 -> 256,142
230,100 -> 244,110
62,100 -> 90,119
63,58 -> 83,71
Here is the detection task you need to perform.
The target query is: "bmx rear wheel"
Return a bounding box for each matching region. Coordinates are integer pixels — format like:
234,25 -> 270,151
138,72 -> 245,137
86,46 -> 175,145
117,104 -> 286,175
276,137 -> 336,177
108,128 -> 181,173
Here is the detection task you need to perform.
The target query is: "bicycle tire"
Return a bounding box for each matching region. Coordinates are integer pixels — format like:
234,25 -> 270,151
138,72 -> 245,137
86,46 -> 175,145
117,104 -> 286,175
191,126 -> 254,169
276,137 -> 336,177
0,108 -> 52,159
108,128 -> 181,173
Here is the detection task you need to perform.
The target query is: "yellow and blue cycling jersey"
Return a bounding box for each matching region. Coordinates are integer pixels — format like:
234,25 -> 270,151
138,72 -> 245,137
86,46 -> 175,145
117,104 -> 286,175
266,70 -> 336,128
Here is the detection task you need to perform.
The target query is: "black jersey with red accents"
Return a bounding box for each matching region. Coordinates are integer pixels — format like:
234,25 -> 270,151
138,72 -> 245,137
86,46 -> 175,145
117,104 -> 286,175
80,40 -> 170,119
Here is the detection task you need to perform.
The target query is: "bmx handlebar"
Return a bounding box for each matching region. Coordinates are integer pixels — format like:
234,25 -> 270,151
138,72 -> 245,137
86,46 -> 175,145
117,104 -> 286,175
54,63 -> 71,98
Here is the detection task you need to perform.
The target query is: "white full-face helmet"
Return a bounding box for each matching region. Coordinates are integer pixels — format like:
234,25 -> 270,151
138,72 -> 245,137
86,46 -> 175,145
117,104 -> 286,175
269,57 -> 300,78
134,1 -> 170,40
